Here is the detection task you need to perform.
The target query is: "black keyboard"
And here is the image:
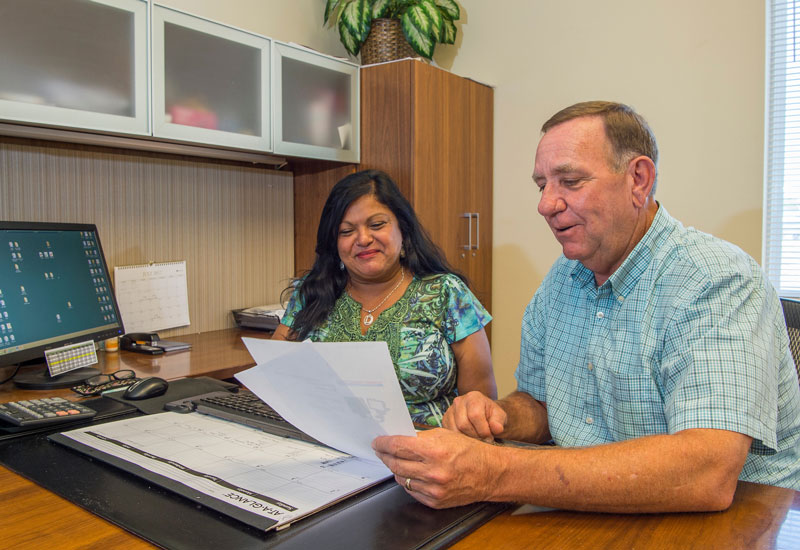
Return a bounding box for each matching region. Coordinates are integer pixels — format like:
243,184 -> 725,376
199,391 -> 286,421
0,397 -> 97,427
167,390 -> 322,446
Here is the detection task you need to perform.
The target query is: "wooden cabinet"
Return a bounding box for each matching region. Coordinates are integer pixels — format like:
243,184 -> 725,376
294,60 -> 493,313
361,60 -> 493,311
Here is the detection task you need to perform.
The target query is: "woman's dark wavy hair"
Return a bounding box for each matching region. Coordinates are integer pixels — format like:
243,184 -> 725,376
285,169 -> 464,341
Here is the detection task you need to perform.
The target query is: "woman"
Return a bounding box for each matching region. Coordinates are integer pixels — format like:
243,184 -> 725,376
273,169 -> 496,426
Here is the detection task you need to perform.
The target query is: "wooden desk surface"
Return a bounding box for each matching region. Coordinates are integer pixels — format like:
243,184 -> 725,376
2,330 -> 799,549
1,472 -> 798,550
453,481 -> 800,550
0,328 -> 270,404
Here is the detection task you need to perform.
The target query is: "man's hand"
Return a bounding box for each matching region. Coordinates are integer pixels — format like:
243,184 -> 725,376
372,429 -> 497,508
441,390 -> 507,441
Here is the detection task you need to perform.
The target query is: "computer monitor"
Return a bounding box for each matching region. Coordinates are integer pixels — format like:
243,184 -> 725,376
0,221 -> 124,389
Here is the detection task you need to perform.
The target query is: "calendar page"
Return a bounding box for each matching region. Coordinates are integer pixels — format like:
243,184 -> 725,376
113,261 -> 190,333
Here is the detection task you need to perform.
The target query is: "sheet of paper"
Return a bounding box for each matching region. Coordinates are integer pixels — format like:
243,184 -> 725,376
57,412 -> 390,531
237,338 -> 416,461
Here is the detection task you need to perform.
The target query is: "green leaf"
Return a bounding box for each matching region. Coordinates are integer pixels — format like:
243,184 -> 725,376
394,0 -> 416,15
401,9 -> 434,58
341,0 -> 371,42
338,17 -> 362,55
372,0 -> 391,19
418,0 -> 443,42
324,0 -> 341,24
434,0 -> 460,21
404,4 -> 432,36
441,17 -> 456,44
359,0 -> 373,40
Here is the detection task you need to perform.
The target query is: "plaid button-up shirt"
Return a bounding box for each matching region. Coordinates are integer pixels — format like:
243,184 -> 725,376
517,205 -> 800,489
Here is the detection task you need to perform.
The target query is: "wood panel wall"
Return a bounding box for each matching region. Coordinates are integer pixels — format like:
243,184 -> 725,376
292,160 -> 356,274
0,136 -> 294,338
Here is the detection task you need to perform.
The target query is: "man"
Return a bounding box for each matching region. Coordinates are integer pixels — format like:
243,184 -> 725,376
372,101 -> 800,513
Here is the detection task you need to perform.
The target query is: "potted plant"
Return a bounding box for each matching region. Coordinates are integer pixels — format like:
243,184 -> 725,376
324,0 -> 460,63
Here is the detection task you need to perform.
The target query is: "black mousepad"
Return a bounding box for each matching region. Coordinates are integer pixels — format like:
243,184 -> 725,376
104,376 -> 239,414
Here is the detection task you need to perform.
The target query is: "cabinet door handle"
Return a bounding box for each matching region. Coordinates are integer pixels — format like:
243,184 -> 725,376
462,213 -> 472,250
472,212 -> 480,250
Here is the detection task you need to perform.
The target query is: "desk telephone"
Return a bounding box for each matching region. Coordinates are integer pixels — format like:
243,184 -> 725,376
232,304 -> 285,331
121,333 -> 192,354
120,333 -> 164,354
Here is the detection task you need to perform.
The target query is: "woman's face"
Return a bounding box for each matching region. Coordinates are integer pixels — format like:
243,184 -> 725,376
337,194 -> 404,284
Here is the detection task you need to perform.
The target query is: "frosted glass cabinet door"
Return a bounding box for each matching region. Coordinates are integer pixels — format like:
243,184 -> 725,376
273,42 -> 359,162
0,0 -> 148,135
152,6 -> 270,151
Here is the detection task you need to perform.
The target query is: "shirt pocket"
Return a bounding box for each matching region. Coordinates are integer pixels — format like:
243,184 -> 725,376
598,361 -> 667,438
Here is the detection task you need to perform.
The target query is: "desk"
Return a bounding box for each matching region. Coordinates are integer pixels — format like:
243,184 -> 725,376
453,481 -> 800,549
2,331 -> 800,549
2,473 -> 799,549
0,328 -> 270,404
0,328 -> 271,549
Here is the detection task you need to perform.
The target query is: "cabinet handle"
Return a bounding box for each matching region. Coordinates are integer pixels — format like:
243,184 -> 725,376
462,213 -> 472,250
472,212 -> 480,250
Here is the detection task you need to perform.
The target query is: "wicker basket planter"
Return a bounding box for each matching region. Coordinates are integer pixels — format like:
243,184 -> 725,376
360,18 -> 417,65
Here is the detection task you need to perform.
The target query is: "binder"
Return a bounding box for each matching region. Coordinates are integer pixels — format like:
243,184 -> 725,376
50,412 -> 391,532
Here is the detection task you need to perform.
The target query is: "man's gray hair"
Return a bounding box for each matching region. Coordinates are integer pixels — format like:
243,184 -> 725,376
542,101 -> 659,194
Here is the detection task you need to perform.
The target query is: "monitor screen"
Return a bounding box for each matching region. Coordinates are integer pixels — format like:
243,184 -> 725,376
0,221 -> 124,388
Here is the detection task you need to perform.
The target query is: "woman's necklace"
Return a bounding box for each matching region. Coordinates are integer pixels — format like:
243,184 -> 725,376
348,268 -> 405,327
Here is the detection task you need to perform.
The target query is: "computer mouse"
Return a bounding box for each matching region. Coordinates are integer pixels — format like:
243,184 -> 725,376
123,377 -> 169,400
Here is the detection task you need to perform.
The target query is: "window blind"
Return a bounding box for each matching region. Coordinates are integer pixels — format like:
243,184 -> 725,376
766,0 -> 800,297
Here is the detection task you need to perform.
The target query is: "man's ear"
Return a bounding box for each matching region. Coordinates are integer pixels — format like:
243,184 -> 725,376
628,156 -> 656,207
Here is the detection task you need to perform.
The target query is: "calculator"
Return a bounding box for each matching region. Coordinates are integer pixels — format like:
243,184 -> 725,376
0,397 -> 97,427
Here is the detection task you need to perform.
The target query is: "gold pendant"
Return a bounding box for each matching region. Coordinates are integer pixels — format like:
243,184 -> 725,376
363,313 -> 374,326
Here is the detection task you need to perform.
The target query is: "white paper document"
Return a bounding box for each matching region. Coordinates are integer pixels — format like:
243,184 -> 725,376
56,412 -> 391,531
237,338 -> 416,461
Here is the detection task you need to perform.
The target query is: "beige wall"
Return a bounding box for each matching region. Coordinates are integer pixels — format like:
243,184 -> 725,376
156,0 -> 349,58
172,0 -> 766,396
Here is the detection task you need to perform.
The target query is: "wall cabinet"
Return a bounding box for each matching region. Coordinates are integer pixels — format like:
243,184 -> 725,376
0,2 -> 356,162
293,60 -> 493,313
151,5 -> 271,151
272,42 -> 359,162
0,0 -> 149,136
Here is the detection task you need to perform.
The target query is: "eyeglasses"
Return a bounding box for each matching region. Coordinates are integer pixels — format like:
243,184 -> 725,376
85,369 -> 136,387
71,369 -> 138,396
